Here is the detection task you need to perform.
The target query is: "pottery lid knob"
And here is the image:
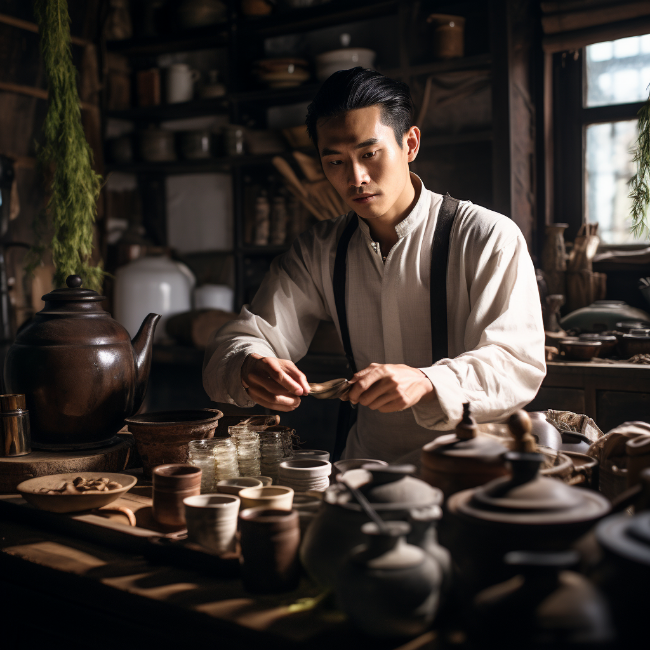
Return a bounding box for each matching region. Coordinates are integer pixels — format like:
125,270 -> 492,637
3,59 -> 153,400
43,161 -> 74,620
456,402 -> 477,440
66,275 -> 83,288
508,410 -> 536,453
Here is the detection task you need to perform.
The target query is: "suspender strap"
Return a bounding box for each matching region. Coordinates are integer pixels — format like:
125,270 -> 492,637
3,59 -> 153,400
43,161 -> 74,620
332,214 -> 359,374
430,194 -> 460,363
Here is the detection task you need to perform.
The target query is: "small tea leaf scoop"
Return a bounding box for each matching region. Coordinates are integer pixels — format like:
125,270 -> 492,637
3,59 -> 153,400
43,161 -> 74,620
308,378 -> 351,400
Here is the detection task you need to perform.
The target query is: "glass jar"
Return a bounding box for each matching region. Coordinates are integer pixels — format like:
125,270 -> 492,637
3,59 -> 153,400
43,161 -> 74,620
259,428 -> 295,484
213,437 -> 240,480
229,424 -> 261,477
188,439 -> 217,493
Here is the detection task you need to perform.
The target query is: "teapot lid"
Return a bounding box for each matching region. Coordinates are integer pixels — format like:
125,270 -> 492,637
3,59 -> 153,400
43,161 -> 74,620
325,464 -> 443,511
421,403 -> 509,470
42,275 -> 106,303
450,450 -> 610,525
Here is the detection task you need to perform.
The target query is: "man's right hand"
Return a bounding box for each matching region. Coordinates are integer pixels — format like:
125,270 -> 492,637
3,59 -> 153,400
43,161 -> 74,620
241,353 -> 310,412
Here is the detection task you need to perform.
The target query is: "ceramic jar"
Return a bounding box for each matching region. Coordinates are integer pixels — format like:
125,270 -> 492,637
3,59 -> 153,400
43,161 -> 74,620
301,464 -> 443,589
138,127 -> 175,161
165,63 -> 200,103
152,464 -> 202,527
178,130 -> 211,159
336,521 -> 442,638
278,459 -> 331,492
560,301 -> 650,333
238,485 -> 294,511
114,253 -> 195,343
446,450 -> 611,596
183,494 -> 240,554
4,275 -> 159,450
420,403 -> 509,498
471,551 -> 614,647
427,14 -> 465,60
239,508 -> 301,593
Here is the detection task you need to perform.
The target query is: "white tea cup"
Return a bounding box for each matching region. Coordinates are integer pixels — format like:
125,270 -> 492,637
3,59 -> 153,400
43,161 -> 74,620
183,494 -> 240,554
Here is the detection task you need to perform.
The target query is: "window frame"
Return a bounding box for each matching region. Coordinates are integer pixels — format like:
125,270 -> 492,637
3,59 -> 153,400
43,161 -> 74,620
552,47 -> 646,248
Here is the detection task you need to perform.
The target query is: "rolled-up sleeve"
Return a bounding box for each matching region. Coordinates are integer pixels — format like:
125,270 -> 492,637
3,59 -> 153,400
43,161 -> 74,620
412,230 -> 546,429
202,237 -> 332,406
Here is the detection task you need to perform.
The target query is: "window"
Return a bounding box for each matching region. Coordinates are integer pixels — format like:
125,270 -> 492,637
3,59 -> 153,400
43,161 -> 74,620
554,35 -> 650,246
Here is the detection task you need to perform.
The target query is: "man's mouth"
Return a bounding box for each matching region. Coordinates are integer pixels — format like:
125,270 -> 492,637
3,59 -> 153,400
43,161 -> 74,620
351,194 -> 378,204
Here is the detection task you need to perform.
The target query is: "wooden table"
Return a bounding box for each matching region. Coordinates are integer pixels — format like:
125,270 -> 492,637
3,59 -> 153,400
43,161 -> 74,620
0,491 -> 439,650
528,361 -> 650,431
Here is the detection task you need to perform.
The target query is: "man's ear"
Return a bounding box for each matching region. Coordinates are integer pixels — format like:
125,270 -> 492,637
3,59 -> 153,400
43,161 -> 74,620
406,126 -> 421,163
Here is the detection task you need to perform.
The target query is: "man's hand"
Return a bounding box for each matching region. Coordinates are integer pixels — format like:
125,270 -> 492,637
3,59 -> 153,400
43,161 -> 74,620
346,363 -> 435,413
241,353 -> 310,412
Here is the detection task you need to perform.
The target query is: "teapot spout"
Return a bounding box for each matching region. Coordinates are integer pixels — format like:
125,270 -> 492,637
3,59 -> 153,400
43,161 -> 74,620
131,313 -> 161,414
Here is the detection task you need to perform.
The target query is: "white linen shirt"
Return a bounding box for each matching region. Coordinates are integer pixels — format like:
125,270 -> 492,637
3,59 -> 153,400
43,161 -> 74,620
203,176 -> 546,464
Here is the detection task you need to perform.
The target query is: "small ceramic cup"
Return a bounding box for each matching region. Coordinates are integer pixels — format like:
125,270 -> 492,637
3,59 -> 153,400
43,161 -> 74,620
239,507 -> 301,593
216,477 -> 263,496
183,494 -> 240,554
152,464 -> 202,527
238,485 -> 293,511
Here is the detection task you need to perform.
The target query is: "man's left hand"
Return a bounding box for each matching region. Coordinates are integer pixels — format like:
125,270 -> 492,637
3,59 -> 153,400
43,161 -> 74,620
346,363 -> 436,412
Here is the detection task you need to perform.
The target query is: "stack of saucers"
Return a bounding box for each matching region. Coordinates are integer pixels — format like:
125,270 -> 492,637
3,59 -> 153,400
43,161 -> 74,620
292,449 -> 330,462
278,459 -> 331,492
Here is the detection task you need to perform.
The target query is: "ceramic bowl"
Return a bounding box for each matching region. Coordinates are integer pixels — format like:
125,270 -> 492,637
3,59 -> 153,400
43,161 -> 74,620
578,333 -> 618,357
238,485 -> 294,511
559,339 -> 602,361
125,409 -> 222,479
292,450 -> 330,462
316,48 -> 376,81
278,459 -> 331,479
216,477 -> 263,496
618,333 -> 650,358
17,472 -> 137,514
251,475 -> 273,486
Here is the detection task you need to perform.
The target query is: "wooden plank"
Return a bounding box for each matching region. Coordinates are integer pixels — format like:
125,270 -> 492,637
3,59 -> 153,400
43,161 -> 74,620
0,12 -> 90,47
0,80 -> 96,112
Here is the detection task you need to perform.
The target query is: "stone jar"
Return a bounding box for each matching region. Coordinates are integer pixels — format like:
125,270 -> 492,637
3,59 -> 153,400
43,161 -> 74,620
4,275 -> 159,450
335,521 -> 442,638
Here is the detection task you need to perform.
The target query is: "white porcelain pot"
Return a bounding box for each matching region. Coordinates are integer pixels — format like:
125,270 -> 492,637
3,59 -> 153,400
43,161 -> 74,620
193,284 -> 234,312
316,48 -> 376,82
114,254 -> 195,342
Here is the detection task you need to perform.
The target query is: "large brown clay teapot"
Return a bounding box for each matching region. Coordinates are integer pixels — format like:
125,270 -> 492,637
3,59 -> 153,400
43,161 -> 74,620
4,275 -> 160,449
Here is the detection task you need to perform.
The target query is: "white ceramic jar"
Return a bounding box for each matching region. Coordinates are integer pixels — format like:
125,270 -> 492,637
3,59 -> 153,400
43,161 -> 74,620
114,253 -> 195,342
166,63 -> 200,103
193,284 -> 234,312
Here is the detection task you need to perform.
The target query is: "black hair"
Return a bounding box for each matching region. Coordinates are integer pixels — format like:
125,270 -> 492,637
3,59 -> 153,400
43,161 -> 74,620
305,67 -> 414,150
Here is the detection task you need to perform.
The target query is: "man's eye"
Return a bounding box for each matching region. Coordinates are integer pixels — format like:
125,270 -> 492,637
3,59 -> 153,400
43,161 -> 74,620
329,160 -> 342,166
363,151 -> 377,158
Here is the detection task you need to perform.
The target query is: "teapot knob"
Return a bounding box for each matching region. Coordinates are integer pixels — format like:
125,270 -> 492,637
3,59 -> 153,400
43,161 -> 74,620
456,402 -> 477,440
66,275 -> 83,289
508,410 -> 536,452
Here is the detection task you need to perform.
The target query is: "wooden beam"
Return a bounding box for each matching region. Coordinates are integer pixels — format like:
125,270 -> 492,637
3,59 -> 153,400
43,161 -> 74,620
0,81 -> 97,112
0,12 -> 90,47
542,1 -> 650,34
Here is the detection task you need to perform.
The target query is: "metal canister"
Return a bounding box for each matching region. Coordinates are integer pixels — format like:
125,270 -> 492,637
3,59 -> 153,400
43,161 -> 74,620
0,393 -> 31,456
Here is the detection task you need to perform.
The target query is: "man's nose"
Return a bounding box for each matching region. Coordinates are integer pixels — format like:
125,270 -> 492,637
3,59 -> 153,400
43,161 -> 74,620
348,161 -> 369,188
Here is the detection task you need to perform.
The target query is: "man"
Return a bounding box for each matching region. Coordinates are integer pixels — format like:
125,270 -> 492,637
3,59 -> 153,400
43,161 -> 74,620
203,67 -> 546,464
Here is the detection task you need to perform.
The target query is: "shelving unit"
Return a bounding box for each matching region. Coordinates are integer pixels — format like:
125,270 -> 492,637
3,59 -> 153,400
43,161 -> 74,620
104,0 -> 539,308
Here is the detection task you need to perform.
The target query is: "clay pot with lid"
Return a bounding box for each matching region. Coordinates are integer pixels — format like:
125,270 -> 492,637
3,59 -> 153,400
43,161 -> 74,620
445,413 -> 611,596
4,275 -> 160,449
470,550 -> 614,648
593,468 -> 650,644
300,464 -> 443,589
420,403 -> 510,498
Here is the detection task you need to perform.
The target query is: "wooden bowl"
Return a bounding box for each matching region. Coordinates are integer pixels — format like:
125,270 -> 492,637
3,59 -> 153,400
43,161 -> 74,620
17,472 -> 137,514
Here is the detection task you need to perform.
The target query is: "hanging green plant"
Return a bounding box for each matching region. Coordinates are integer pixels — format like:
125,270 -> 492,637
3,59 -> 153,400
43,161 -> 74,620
28,0 -> 104,291
630,97 -> 650,240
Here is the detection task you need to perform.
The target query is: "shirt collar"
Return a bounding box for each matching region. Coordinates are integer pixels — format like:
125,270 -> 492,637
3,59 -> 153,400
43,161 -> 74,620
355,173 -> 429,241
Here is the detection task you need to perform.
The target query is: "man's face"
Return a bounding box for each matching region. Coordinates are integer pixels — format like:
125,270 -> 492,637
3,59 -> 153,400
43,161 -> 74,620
317,105 -> 418,222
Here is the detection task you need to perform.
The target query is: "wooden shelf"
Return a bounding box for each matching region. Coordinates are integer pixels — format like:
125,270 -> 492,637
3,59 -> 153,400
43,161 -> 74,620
107,98 -> 228,122
231,83 -> 321,105
106,26 -> 229,56
239,0 -> 400,38
384,53 -> 492,79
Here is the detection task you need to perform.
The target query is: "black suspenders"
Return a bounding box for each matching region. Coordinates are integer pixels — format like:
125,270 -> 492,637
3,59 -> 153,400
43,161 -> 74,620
332,194 -> 460,460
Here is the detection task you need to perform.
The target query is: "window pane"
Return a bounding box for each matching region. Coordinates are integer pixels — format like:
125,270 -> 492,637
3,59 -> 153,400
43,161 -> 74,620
585,120 -> 644,244
586,35 -> 650,106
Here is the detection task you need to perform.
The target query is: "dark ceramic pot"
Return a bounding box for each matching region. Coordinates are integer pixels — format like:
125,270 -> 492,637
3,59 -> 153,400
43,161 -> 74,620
471,550 -> 614,648
446,451 -> 611,597
152,463 -> 202,527
336,521 -> 442,638
4,275 -> 159,450
239,508 -> 301,593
